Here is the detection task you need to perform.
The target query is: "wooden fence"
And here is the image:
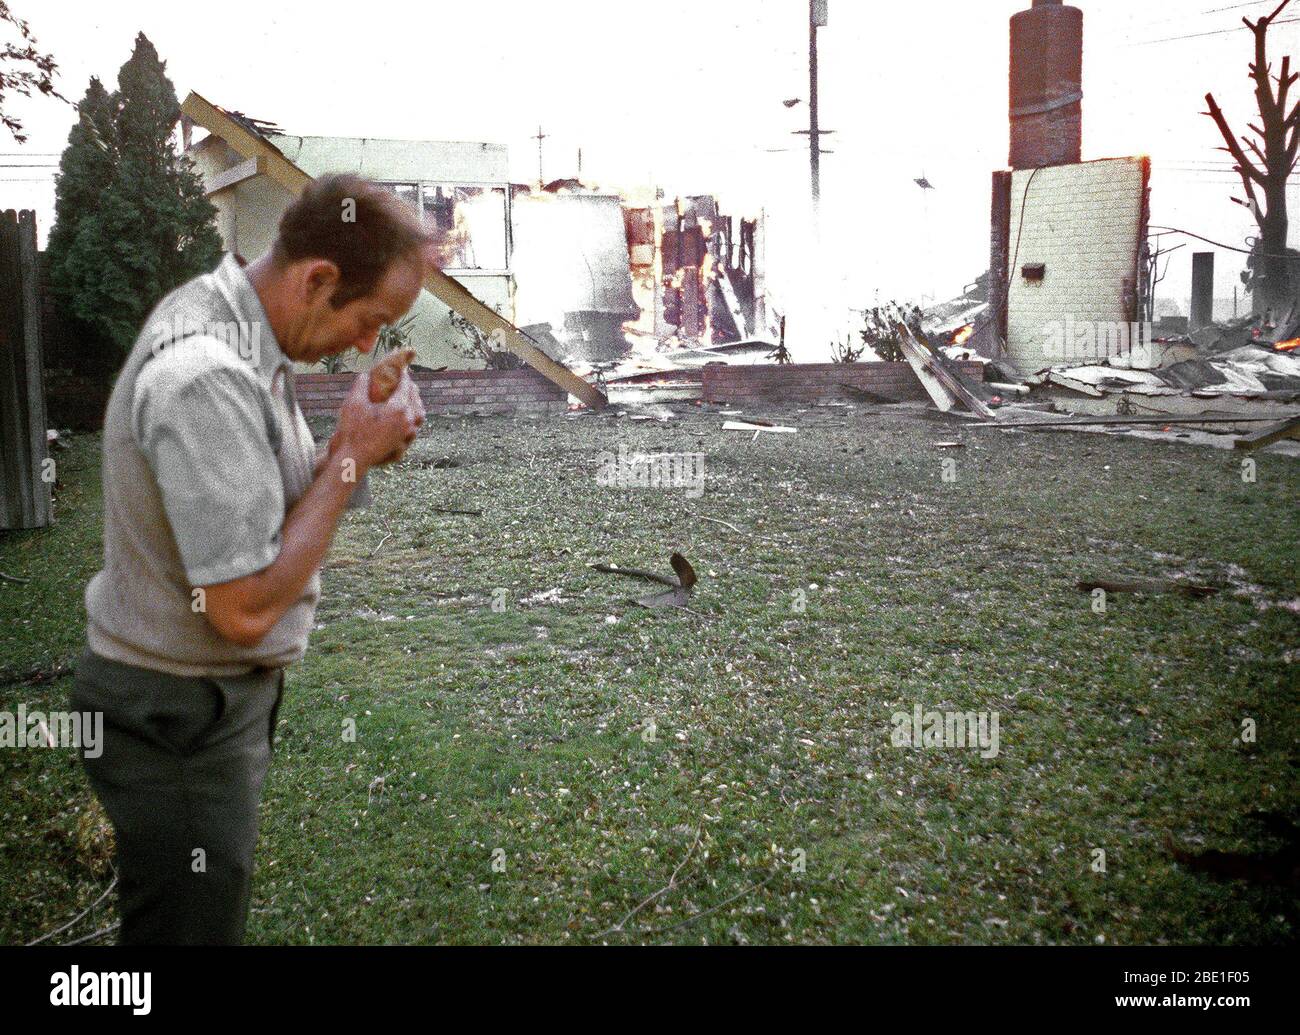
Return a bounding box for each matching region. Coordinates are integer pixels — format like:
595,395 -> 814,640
0,210 -> 50,529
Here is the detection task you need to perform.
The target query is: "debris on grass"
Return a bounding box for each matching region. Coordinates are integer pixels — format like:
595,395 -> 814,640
591,552 -> 700,610
521,587 -> 564,606
1075,577 -> 1219,598
1234,413 -> 1300,451
723,421 -> 797,435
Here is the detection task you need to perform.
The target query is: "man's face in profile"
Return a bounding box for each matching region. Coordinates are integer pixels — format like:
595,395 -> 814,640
296,254 -> 425,364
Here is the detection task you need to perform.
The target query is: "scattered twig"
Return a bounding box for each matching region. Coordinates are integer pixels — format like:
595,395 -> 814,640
0,661 -> 73,689
25,876 -> 118,946
0,570 -> 31,584
699,516 -> 745,535
594,554 -> 699,612
598,827 -> 703,939
370,516 -> 395,558
699,515 -> 777,543
644,866 -> 782,939
431,507 -> 483,516
61,921 -> 120,947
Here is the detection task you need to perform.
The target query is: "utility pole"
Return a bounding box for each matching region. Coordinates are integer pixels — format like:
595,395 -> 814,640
809,1 -> 822,218
532,125 -> 548,187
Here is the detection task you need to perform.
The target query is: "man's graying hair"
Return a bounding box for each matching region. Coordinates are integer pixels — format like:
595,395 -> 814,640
272,173 -> 433,308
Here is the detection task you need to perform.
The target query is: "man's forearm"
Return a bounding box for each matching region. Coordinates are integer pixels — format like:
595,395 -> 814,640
226,451 -> 368,637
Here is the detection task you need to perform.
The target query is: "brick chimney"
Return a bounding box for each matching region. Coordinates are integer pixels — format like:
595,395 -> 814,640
1009,0 -> 1083,169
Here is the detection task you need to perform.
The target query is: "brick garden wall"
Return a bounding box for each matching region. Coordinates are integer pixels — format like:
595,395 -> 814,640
295,367 -> 569,418
701,361 -> 985,405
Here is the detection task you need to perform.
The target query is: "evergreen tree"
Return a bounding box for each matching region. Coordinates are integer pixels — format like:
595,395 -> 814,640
45,76 -> 118,374
46,33 -> 222,374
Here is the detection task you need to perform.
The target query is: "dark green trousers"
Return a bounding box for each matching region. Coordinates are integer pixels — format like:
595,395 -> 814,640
70,647 -> 284,945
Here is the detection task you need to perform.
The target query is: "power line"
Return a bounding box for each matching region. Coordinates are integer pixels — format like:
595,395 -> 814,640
1202,1 -> 1280,11
1162,165 -> 1299,173
1132,15 -> 1298,44
1148,224 -> 1292,257
1127,0 -> 1274,33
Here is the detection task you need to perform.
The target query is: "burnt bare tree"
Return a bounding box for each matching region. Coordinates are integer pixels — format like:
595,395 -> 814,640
1204,0 -> 1300,314
0,2 -> 62,142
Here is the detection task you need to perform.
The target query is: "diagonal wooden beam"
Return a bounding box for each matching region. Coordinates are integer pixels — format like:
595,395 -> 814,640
181,92 -> 311,192
180,91 -> 607,409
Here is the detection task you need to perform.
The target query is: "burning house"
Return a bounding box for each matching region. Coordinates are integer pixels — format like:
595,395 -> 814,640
629,194 -> 766,350
187,106 -> 767,372
514,182 -> 768,366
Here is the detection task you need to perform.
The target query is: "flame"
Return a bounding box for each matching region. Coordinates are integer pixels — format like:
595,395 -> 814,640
1275,337 -> 1300,352
950,323 -> 975,346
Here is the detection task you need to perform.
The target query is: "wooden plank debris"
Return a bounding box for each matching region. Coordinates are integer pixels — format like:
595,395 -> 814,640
722,420 -> 797,434
969,413 -> 1298,430
895,322 -> 998,418
203,155 -> 266,194
1077,577 -> 1219,599
1233,414 -> 1300,451
717,267 -> 749,338
894,323 -> 956,412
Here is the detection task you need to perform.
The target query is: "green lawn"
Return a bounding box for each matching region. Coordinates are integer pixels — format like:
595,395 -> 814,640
2,404 -> 1297,944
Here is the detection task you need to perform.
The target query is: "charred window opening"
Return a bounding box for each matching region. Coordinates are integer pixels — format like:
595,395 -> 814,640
377,181 -> 509,273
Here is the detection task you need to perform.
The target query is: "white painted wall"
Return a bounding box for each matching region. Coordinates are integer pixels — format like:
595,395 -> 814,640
1006,157 -> 1147,373
269,135 -> 508,184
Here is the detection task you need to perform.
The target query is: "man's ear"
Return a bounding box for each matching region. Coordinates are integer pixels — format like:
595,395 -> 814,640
298,259 -> 342,305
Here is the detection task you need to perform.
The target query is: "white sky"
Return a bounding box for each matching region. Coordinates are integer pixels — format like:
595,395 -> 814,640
3,0 -> 1298,342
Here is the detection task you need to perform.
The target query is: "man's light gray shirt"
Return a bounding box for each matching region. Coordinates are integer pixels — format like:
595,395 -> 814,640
85,254 -> 321,676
